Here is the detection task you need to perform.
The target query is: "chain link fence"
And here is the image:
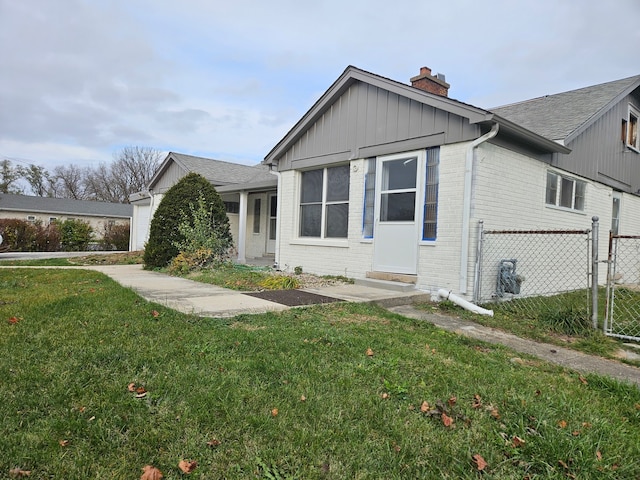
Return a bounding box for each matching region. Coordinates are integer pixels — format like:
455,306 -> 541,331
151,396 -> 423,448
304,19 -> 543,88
474,223 -> 592,331
606,235 -> 640,341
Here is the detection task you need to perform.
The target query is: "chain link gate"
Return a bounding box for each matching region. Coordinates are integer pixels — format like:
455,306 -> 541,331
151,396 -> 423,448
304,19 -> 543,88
474,222 -> 592,331
605,235 -> 640,341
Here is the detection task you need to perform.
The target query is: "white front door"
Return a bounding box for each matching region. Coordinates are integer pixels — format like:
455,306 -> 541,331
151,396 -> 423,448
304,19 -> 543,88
266,194 -> 277,254
372,151 -> 424,274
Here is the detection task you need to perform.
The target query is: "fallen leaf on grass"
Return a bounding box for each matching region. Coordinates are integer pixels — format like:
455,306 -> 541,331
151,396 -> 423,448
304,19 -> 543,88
136,386 -> 147,394
300,395 -> 306,402
9,468 -> 31,477
58,439 -> 70,447
151,310 -> 160,318
366,348 -> 374,357
512,436 -> 525,447
441,412 -> 453,427
472,394 -> 482,408
140,465 -> 163,480
558,420 -> 567,429
472,454 -> 487,471
578,376 -> 588,385
448,396 -> 457,407
178,460 -> 197,474
271,408 -> 278,417
490,408 -> 501,419
8,317 -> 20,324
381,392 -> 389,399
128,383 -> 136,392
596,451 -> 602,461
420,401 -> 430,413
207,439 -> 221,448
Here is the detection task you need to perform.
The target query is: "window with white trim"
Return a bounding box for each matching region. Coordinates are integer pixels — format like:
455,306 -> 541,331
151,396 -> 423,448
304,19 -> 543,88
362,158 -> 376,238
26,215 -> 36,223
545,171 -> 585,211
627,104 -> 639,151
422,147 -> 439,240
299,165 -> 349,238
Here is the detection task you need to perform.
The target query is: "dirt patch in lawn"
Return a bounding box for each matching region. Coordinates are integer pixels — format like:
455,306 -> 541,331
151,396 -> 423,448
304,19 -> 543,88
244,290 -> 343,307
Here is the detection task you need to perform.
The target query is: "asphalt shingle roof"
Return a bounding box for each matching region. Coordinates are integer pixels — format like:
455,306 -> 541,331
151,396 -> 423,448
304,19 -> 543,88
491,75 -> 640,142
170,153 -> 275,186
0,193 -> 133,217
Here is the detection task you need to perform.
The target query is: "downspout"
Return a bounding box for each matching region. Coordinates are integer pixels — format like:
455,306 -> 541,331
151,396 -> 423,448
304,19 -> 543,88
459,123 -> 499,294
269,167 -> 282,269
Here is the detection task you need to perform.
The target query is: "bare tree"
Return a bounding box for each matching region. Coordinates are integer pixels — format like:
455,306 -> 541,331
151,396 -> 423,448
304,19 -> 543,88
85,146 -> 162,203
50,164 -> 89,200
0,159 -> 24,194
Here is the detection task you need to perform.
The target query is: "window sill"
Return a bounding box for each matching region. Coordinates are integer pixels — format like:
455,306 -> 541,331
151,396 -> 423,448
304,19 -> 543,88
290,238 -> 349,248
544,204 -> 587,215
626,144 -> 639,153
419,240 -> 437,246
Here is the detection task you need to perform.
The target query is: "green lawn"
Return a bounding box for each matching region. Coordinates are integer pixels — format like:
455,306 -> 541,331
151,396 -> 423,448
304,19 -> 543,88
1,268 -> 639,479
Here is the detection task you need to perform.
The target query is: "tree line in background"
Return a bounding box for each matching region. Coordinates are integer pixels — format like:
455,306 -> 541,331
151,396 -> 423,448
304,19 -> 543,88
0,146 -> 163,204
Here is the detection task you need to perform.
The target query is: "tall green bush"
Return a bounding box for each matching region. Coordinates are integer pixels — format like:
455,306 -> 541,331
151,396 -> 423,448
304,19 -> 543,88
143,173 -> 232,269
59,219 -> 93,251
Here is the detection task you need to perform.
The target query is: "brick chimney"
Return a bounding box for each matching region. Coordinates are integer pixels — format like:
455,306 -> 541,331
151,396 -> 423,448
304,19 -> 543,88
410,66 -> 450,97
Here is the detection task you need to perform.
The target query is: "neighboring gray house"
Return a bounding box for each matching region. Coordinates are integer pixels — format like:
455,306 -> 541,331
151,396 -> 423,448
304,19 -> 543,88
263,66 -> 640,298
0,193 -> 132,244
130,152 -> 277,262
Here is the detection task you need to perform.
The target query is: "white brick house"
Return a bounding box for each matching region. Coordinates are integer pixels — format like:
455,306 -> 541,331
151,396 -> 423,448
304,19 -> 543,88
263,66 -> 640,299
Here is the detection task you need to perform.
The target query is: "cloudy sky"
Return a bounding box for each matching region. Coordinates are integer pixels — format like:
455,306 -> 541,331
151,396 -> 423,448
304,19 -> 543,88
1,0 -> 639,171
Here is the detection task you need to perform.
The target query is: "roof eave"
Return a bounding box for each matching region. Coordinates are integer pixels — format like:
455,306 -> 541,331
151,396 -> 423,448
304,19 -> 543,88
491,115 -> 572,154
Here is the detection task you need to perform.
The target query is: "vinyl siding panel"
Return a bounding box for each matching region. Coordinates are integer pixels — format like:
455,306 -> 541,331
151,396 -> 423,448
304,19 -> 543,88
154,162 -> 189,193
277,81 -> 479,170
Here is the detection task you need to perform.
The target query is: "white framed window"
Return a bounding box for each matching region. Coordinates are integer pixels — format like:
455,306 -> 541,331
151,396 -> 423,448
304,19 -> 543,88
26,215 -> 36,223
362,158 -> 376,238
299,165 -> 349,238
48,217 -> 57,224
422,147 -> 439,240
627,104 -> 639,151
611,192 -> 621,235
545,171 -> 586,211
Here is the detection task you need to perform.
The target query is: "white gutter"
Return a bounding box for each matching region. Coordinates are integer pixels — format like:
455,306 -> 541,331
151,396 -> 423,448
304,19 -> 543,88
459,123 -> 499,294
269,168 -> 282,268
438,289 -> 494,316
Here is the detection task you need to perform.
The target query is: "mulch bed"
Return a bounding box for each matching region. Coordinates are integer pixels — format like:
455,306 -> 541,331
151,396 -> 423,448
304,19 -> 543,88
244,289 -> 342,307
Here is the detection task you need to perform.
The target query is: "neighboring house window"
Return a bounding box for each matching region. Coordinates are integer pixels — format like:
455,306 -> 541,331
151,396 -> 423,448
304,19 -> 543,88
545,171 -> 585,211
422,147 -> 440,240
49,217 -> 57,224
26,215 -> 36,223
627,105 -> 639,151
300,165 -> 349,238
253,198 -> 261,234
224,201 -> 240,214
362,158 -> 376,238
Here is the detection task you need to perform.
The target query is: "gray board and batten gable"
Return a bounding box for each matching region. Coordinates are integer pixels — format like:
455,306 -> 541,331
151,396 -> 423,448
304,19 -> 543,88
493,75 -> 640,194
264,66 -> 568,171
149,152 -> 276,194
0,193 -> 133,218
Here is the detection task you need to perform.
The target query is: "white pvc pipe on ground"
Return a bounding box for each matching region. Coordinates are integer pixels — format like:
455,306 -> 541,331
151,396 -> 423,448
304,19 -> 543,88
437,289 -> 494,317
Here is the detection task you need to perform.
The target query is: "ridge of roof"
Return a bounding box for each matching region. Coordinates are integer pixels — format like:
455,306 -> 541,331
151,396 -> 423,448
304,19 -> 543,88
0,193 -> 133,217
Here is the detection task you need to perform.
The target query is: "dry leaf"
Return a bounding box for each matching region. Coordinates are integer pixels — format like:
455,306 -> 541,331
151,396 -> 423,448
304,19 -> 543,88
381,393 -> 389,399
472,394 -> 482,409
366,348 -> 374,357
135,392 -> 147,399
151,310 -> 160,318
420,401 -> 430,413
448,396 -> 457,407
558,460 -> 569,470
441,412 -> 453,427
128,383 -> 136,392
490,408 -> 501,419
572,430 -> 580,436
207,439 -> 221,448
596,450 -> 602,461
140,465 -> 163,480
8,316 -> 20,324
634,403 -> 640,410
558,420 -> 567,428
136,386 -> 147,394
512,436 -> 525,447
472,454 -> 487,471
300,395 -> 306,402
271,408 -> 279,417
58,439 -> 70,447
178,460 -> 198,474
578,376 -> 588,385
9,468 -> 31,477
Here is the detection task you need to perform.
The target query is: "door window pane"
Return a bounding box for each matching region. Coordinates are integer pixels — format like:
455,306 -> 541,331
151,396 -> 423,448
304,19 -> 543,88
381,192 -> 415,221
382,158 -> 417,190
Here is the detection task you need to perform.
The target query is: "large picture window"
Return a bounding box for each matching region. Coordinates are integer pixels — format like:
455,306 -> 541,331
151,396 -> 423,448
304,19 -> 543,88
300,165 -> 349,238
545,171 -> 585,211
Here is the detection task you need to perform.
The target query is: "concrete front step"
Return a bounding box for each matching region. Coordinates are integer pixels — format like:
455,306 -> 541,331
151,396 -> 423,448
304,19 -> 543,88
356,276 -> 417,292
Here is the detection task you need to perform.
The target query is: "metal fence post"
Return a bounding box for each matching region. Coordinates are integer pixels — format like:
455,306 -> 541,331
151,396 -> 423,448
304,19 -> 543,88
591,216 -> 599,329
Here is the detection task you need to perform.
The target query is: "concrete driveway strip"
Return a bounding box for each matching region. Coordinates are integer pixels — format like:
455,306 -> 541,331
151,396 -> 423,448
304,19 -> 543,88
85,264 -> 287,317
